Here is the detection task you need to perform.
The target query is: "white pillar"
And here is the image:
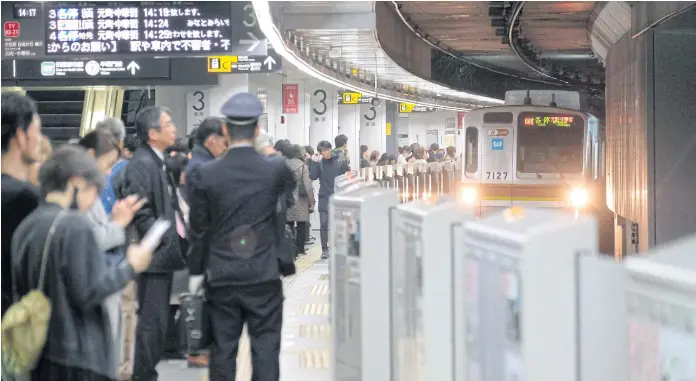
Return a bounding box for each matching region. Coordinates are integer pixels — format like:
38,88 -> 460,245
209,74 -> 249,118
308,81 -> 339,150
359,101 -> 386,154
337,103 -> 360,166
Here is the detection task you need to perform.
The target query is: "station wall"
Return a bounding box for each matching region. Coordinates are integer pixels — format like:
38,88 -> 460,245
401,111 -> 459,149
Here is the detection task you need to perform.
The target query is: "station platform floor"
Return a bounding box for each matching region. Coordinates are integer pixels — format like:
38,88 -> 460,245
157,245 -> 331,381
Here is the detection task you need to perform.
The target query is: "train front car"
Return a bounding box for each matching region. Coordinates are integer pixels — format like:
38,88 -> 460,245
458,105 -> 604,218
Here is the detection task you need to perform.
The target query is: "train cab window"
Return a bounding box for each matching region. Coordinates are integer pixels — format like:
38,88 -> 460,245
516,112 -> 584,175
483,112 -> 513,124
464,127 -> 478,173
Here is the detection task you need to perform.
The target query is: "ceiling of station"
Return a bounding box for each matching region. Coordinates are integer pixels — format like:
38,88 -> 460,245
287,27 -> 501,106
279,1 -> 502,106
395,1 -> 604,82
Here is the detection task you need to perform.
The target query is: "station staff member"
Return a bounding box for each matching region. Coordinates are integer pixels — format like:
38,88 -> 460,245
186,93 -> 296,381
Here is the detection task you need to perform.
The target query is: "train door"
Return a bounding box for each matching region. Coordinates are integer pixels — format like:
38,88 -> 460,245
481,126 -> 515,209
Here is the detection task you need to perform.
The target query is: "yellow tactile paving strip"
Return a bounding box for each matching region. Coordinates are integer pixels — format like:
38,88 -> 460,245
307,284 -> 330,296
201,247 -> 323,381
298,324 -> 331,339
298,349 -> 331,370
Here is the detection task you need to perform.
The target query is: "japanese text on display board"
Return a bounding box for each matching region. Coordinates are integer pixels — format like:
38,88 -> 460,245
44,2 -> 232,55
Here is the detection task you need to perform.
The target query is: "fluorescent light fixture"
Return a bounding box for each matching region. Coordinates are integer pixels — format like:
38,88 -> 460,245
252,0 -> 502,111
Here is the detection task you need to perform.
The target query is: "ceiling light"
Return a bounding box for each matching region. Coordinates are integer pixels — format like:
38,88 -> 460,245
251,0 -> 501,110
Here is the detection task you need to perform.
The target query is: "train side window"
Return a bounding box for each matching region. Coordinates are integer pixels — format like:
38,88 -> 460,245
464,127 -> 478,173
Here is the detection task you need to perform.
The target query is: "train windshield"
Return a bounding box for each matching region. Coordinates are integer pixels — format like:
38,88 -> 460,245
516,112 -> 584,174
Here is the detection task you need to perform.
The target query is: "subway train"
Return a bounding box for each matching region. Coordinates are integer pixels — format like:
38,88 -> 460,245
455,91 -> 614,253
358,90 -> 614,253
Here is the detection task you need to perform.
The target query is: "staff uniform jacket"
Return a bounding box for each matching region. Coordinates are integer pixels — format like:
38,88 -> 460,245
187,145 -> 296,286
286,158 -> 315,222
11,203 -> 136,379
121,144 -> 185,273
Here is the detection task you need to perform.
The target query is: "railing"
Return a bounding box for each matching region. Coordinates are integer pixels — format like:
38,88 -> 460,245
335,162 -> 463,202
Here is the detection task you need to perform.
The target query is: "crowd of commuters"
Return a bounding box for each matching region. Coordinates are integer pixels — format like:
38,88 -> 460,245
0,91 -> 362,381
360,142 -> 458,170
1,90 -> 455,381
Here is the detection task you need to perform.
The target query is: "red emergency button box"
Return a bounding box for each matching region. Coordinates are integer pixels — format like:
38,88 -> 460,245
4,22 -> 20,38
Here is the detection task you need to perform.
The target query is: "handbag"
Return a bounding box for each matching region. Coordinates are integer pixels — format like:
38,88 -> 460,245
2,210 -> 67,379
297,165 -> 308,197
178,292 -> 211,354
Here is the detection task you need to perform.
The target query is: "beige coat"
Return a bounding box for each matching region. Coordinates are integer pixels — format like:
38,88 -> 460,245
286,158 -> 315,222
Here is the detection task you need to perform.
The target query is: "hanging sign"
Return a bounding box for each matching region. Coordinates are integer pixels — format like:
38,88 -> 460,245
283,83 -> 299,114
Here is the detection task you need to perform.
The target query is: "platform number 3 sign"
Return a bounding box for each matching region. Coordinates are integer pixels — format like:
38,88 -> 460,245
186,90 -> 210,134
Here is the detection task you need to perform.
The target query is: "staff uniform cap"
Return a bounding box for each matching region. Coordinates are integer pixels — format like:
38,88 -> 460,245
220,92 -> 264,124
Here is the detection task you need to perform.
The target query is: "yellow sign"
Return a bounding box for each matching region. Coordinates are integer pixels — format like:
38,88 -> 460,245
398,103 -> 415,113
386,122 -> 392,136
351,68 -> 358,76
342,92 -> 361,104
207,56 -> 238,73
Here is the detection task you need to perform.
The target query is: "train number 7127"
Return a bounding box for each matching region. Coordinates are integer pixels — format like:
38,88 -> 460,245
485,171 -> 508,180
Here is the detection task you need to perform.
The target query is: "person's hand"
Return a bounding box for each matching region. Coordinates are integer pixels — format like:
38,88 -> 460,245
112,195 -> 147,227
311,153 -> 322,162
126,243 -> 153,273
189,275 -> 204,294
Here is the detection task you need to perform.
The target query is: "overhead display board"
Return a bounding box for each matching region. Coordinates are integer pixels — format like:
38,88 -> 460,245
518,112 -> 583,128
7,58 -> 170,79
44,2 -> 232,55
1,1 -> 268,59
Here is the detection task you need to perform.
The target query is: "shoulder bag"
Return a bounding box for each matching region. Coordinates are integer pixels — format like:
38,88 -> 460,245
2,210 -> 67,378
297,165 -> 308,197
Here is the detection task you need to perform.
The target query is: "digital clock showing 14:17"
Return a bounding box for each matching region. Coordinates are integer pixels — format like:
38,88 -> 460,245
14,5 -> 39,19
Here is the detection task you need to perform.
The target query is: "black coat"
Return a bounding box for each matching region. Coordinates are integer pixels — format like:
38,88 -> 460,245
187,146 -> 296,287
183,145 -> 216,202
121,144 -> 185,273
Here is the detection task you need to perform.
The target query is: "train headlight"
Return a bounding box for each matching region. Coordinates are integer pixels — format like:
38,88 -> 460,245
460,187 -> 478,205
569,188 -> 588,208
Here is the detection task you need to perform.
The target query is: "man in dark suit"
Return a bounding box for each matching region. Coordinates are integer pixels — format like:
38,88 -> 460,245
183,117 -> 228,200
187,93 -> 296,381
122,106 -> 186,381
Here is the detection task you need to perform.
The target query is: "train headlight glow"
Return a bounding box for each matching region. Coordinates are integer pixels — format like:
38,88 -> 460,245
569,188 -> 588,208
460,187 -> 478,205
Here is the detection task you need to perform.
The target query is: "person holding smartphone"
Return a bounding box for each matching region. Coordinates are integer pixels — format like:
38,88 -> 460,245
10,145 -> 155,381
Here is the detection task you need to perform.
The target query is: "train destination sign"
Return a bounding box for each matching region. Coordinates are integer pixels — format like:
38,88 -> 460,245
519,112 -> 582,128
8,58 -> 171,79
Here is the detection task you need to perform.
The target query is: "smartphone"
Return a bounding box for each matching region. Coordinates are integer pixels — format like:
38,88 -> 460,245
140,219 -> 172,251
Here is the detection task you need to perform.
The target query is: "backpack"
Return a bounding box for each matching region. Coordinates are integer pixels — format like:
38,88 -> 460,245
2,210 -> 67,378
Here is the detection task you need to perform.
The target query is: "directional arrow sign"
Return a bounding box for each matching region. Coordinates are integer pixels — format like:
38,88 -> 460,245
6,58 -> 170,80
240,32 -> 261,52
263,56 -> 276,70
207,51 -> 282,74
230,1 -> 268,56
127,61 -> 140,75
